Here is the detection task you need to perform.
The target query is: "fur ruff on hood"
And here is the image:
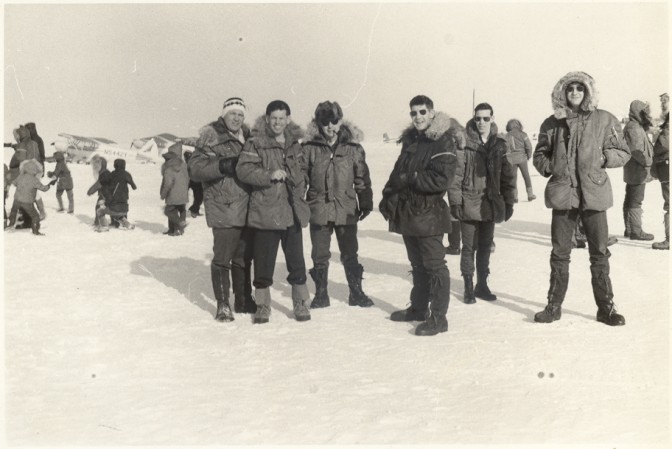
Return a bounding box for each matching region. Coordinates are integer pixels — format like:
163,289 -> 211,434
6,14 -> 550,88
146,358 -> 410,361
304,120 -> 364,145
628,100 -> 653,130
465,118 -> 502,142
398,111 -> 466,149
197,120 -> 250,148
551,71 -> 599,119
251,115 -> 304,144
19,158 -> 42,176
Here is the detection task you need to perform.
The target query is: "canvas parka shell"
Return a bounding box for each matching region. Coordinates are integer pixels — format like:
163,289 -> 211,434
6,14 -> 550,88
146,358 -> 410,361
107,159 -> 136,213
379,112 -> 463,237
504,119 -> 533,165
25,123 -> 45,165
51,151 -> 74,191
652,113 -> 669,182
449,120 -> 517,223
622,101 -> 654,185
236,116 -> 309,231
187,117 -> 251,229
86,156 -> 112,203
302,120 -> 373,225
12,159 -> 50,203
15,126 -> 39,162
160,153 -> 190,205
8,147 -> 27,184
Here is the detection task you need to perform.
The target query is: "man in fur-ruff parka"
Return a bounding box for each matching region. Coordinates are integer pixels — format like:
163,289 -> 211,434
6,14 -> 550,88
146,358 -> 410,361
236,100 -> 311,325
379,95 -> 465,336
187,97 -> 256,322
302,101 -> 374,310
532,71 -> 631,326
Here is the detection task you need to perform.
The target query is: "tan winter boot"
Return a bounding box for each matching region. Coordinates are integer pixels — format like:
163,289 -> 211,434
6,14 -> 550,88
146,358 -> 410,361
291,284 -> 311,322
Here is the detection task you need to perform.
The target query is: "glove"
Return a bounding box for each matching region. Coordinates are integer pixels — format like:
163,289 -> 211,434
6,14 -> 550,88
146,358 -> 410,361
49,179 -> 57,186
388,173 -> 408,191
450,205 -> 463,221
218,157 -> 238,176
358,208 -> 372,221
505,203 -> 514,222
46,171 -> 54,177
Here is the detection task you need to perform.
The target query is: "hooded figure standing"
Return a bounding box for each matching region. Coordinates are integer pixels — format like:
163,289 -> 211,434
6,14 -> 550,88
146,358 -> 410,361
622,100 -> 655,240
380,95 -> 463,336
237,100 -> 311,324
107,158 -> 137,229
7,159 -> 52,235
302,101 -> 374,309
651,93 -> 669,250
533,71 -> 631,326
46,151 -> 74,213
504,118 -> 536,202
160,142 -> 189,236
188,97 -> 256,321
24,122 -> 45,171
86,155 -> 112,232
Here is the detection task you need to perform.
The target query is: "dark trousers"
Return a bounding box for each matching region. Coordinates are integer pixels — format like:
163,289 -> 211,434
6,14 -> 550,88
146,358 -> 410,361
212,226 -> 252,271
662,181 -> 669,213
512,160 -> 533,190
403,234 -> 448,275
551,208 -> 609,278
402,234 -> 450,315
8,200 -> 40,234
188,181 -> 203,214
164,204 -> 186,233
460,220 -> 495,275
624,183 -> 646,209
309,222 -> 359,270
56,189 -> 74,212
253,224 -> 307,288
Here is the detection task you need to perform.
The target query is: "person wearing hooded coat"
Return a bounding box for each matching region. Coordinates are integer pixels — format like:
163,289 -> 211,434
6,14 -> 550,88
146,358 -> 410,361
379,95 -> 464,336
651,93 -> 669,250
14,126 -> 47,221
160,142 -> 189,235
622,100 -> 655,241
533,71 -> 631,326
107,158 -> 137,229
188,97 -> 256,321
449,103 -> 517,305
301,101 -> 374,310
6,159 -> 51,235
24,122 -> 45,170
86,155 -> 113,232
504,118 -> 536,202
236,100 -> 311,324
46,151 -> 74,213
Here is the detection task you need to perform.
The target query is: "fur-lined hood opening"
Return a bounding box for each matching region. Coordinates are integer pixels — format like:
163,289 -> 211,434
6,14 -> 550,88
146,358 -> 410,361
304,120 -> 364,145
19,158 -> 42,176
54,151 -> 66,162
197,119 -> 250,149
398,111 -> 466,149
551,71 -> 599,119
251,115 -> 304,145
628,100 -> 652,129
465,118 -> 501,142
90,155 -> 107,179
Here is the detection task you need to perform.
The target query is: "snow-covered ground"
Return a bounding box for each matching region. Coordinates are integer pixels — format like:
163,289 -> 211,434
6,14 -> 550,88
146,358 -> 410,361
3,142 -> 670,447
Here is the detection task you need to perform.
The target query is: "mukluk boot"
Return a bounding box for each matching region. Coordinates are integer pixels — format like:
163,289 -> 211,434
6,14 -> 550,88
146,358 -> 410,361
309,267 -> 330,309
232,263 -> 256,314
592,273 -> 625,326
345,264 -> 374,307
415,271 -> 450,336
462,274 -> 475,304
291,284 -> 311,322
534,270 -> 568,323
474,271 -> 497,301
253,288 -> 271,324
391,267 -> 429,322
211,264 -> 234,322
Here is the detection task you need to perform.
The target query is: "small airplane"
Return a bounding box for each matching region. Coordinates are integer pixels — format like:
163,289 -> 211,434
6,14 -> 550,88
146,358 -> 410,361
131,133 -> 195,163
53,133 -> 142,164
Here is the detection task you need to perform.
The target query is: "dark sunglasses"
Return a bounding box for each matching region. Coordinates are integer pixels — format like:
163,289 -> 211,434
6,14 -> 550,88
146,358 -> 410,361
410,109 -> 428,118
566,84 -> 585,93
319,118 -> 340,126
473,116 -> 491,122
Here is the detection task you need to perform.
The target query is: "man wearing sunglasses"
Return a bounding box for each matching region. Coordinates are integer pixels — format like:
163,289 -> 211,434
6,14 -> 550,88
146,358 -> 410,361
302,101 -> 374,310
449,103 -> 516,305
533,71 -> 630,326
380,95 -> 465,336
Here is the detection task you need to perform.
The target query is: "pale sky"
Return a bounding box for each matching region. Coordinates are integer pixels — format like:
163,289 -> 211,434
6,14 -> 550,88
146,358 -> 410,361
3,1 -> 670,149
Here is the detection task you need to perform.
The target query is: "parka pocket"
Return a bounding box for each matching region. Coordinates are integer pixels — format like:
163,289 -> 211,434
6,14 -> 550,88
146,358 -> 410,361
588,170 -> 607,185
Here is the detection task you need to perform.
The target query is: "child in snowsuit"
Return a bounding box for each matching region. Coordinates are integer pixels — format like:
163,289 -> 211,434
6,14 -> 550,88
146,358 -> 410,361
106,158 -> 137,229
47,151 -> 74,213
160,142 -> 190,236
7,159 -> 52,235
86,155 -> 112,232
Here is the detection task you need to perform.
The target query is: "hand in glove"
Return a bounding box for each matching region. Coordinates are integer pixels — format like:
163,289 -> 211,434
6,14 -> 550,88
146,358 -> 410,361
450,205 -> 463,221
358,208 -> 372,221
47,171 -> 54,178
218,157 -> 238,176
505,203 -> 514,222
49,179 -> 58,186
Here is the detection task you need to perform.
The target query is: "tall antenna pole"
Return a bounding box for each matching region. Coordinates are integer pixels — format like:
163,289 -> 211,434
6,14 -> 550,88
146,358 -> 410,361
472,88 -> 475,112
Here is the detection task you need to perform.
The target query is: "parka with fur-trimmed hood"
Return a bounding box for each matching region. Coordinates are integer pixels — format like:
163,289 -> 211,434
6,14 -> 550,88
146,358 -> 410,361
12,159 -> 50,203
24,123 -> 45,165
505,119 -> 534,165
187,117 -> 251,229
622,100 -> 654,185
449,119 -> 516,223
47,151 -> 74,191
236,116 -> 309,230
533,71 -> 630,211
302,120 -> 372,225
14,126 -> 39,162
379,111 -> 464,236
160,144 -> 190,206
86,155 -> 112,202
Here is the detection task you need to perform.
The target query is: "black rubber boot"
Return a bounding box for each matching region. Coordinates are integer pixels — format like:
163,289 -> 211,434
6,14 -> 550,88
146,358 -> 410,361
623,208 -> 631,238
211,264 -> 234,322
391,268 -> 429,322
474,271 -> 497,301
309,267 -> 330,309
415,271 -> 450,336
232,264 -> 256,314
463,275 -> 475,304
592,273 -> 625,326
345,264 -> 374,307
534,270 -> 568,323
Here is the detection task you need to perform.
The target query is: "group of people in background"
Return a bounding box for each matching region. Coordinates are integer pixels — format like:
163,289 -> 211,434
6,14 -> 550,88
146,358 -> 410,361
4,71 -> 669,337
